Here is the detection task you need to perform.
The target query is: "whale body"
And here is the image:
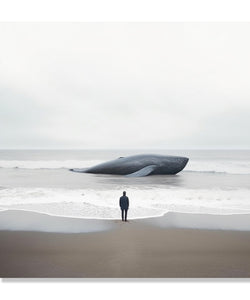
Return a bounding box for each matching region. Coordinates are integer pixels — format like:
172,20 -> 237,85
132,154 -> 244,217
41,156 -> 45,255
70,154 -> 189,177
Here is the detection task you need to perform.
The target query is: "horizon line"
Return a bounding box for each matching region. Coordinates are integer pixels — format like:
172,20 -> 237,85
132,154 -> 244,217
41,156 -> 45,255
0,148 -> 250,151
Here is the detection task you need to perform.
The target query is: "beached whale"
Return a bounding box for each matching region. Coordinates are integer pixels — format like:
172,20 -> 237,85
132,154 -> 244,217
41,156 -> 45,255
70,154 -> 189,177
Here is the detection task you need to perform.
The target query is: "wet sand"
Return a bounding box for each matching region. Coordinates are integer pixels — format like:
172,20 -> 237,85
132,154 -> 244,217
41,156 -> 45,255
1,215 -> 250,278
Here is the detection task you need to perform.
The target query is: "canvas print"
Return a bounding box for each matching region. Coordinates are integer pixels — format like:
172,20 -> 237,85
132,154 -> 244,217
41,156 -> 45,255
0,22 -> 250,278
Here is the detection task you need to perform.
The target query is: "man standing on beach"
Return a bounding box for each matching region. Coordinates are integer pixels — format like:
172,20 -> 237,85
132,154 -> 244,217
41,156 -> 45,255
119,191 -> 129,222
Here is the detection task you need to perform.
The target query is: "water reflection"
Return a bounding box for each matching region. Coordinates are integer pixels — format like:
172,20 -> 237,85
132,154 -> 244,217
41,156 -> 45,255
90,173 -> 185,189
87,171 -> 250,190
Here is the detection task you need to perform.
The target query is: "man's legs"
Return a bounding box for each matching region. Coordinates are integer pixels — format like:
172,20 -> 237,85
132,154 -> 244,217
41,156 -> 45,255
121,209 -> 124,221
125,209 -> 128,221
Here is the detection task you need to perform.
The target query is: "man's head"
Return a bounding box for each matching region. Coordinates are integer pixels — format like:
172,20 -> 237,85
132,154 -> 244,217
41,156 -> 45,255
123,191 -> 126,196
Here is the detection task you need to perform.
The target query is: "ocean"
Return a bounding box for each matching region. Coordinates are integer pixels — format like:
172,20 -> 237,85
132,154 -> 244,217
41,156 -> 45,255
0,149 -> 250,219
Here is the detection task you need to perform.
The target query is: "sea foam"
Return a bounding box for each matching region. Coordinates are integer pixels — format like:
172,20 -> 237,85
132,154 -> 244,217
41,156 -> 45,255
1,187 -> 250,220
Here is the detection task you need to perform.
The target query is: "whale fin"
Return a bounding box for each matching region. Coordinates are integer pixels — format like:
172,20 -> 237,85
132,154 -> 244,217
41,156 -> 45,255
126,165 -> 157,177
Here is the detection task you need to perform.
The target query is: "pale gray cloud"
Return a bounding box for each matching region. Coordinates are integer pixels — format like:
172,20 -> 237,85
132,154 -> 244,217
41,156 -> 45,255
0,22 -> 250,149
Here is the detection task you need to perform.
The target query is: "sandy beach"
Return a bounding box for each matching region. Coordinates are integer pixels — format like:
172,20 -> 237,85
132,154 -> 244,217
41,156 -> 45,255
1,210 -> 250,278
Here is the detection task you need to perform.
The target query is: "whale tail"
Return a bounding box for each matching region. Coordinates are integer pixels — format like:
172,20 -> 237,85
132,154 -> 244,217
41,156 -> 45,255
69,168 -> 87,173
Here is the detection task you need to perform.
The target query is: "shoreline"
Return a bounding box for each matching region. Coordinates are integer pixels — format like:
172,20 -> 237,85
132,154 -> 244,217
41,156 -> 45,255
1,209 -> 250,232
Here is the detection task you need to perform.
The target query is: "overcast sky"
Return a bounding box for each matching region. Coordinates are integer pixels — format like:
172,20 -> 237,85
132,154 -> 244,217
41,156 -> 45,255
0,22 -> 250,149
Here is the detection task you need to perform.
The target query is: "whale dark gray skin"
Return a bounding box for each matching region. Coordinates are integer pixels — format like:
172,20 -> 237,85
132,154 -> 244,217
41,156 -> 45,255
70,154 -> 189,177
